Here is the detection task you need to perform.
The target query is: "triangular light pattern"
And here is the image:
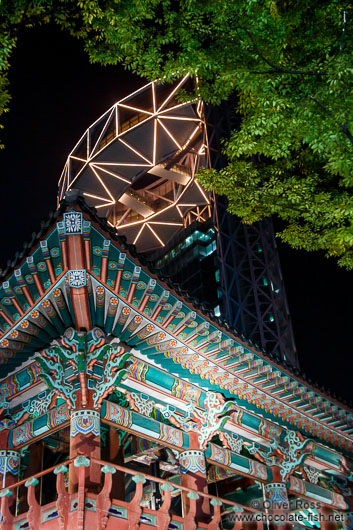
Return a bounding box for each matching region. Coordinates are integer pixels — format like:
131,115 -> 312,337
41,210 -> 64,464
58,74 -> 211,252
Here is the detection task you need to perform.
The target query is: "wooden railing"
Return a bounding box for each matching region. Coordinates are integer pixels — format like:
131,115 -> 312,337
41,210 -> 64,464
0,456 -> 259,529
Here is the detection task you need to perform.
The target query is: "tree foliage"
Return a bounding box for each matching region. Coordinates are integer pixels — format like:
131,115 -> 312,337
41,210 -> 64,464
1,1 -> 353,266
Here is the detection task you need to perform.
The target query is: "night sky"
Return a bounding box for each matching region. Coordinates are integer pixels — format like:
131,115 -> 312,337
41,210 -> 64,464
0,25 -> 352,402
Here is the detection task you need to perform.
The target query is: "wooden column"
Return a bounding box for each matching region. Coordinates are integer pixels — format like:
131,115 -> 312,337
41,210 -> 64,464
69,409 -> 101,494
319,506 -> 339,530
0,424 -> 20,515
0,450 -> 20,515
101,427 -> 126,500
264,466 -> 292,530
180,432 -> 210,524
17,441 -> 44,513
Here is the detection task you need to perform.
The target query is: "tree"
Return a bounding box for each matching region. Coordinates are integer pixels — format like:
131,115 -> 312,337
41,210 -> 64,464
1,1 -> 353,267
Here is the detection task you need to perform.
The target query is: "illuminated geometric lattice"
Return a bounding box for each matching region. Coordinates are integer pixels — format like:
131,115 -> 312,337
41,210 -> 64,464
58,74 -> 210,252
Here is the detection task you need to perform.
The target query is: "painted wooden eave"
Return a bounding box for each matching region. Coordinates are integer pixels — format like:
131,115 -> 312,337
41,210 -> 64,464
0,198 -> 351,456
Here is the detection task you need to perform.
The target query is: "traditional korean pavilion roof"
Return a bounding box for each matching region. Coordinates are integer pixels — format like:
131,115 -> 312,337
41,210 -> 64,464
0,192 -> 352,456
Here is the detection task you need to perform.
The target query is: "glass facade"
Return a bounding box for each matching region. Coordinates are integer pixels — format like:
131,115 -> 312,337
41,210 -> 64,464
153,223 -> 221,314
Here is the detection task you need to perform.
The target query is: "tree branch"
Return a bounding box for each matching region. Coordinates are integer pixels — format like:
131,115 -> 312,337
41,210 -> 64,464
249,69 -> 327,76
309,96 -> 353,147
0,6 -> 68,34
238,26 -> 327,76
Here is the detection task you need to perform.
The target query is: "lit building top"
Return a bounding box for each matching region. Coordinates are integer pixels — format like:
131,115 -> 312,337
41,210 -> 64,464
58,74 -> 210,252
